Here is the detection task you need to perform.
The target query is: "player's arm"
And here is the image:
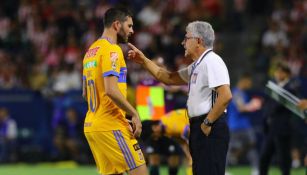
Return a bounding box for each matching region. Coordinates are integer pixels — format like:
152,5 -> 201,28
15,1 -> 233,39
104,75 -> 142,137
128,43 -> 186,85
104,75 -> 137,115
201,85 -> 231,136
207,85 -> 232,122
180,142 -> 192,166
233,92 -> 261,112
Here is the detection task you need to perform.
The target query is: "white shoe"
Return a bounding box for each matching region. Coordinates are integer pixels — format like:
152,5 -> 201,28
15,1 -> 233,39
225,171 -> 233,175
251,169 -> 259,175
292,159 -> 301,168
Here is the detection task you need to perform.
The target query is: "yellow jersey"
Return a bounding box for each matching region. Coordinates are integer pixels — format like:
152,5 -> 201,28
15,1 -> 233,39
160,109 -> 190,140
83,38 -> 129,132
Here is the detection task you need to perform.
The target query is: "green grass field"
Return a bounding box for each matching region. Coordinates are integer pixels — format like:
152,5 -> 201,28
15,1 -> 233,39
0,162 -> 305,175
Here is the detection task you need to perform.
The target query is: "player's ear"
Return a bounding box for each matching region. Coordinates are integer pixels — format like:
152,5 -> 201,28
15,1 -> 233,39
198,38 -> 203,46
113,20 -> 121,32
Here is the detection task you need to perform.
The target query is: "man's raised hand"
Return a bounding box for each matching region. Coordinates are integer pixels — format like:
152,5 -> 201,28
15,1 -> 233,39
127,43 -> 146,64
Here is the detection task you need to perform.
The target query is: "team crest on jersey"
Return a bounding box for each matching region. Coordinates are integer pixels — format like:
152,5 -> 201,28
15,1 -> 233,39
110,52 -> 118,70
191,73 -> 198,84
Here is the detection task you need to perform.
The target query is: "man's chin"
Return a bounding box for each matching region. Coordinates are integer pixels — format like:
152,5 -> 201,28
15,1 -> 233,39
184,52 -> 189,58
185,53 -> 193,60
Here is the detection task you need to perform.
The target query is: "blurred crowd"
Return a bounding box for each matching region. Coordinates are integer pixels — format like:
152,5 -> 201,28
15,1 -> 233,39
0,0 -> 306,171
1,0 -> 305,92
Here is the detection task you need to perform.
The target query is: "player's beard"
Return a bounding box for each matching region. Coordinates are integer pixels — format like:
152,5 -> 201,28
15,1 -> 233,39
117,27 -> 128,44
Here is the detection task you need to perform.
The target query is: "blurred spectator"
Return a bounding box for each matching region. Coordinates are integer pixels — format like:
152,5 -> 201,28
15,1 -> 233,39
285,45 -> 304,77
260,63 -> 299,175
0,62 -> 20,89
227,73 -> 261,175
51,63 -> 81,93
64,34 -> 81,64
28,62 -> 48,91
137,0 -> 164,29
52,108 -> 86,162
262,20 -> 289,49
0,108 -> 18,163
297,99 -> 307,167
95,0 -> 111,19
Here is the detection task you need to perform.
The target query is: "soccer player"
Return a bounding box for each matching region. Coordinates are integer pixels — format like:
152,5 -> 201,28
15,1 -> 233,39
82,7 -> 148,175
141,109 -> 192,175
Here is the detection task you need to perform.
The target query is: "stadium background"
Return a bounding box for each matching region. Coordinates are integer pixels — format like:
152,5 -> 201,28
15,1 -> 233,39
0,0 -> 306,174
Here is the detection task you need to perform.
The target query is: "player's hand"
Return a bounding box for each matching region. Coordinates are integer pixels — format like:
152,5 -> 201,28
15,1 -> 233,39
127,43 -> 146,64
247,97 -> 262,112
131,114 -> 142,138
200,123 -> 212,136
298,99 -> 307,110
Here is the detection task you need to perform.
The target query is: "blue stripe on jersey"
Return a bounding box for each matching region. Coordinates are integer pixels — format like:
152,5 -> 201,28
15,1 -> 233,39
103,71 -> 119,77
82,75 -> 86,80
117,131 -> 137,169
118,67 -> 127,83
120,67 -> 127,71
116,130 -> 136,169
113,131 -> 134,169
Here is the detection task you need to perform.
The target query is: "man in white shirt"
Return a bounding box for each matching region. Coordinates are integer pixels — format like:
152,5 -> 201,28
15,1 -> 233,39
128,21 -> 232,175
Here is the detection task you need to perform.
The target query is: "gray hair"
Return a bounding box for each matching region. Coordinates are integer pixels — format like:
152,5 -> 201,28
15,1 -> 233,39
186,21 -> 215,48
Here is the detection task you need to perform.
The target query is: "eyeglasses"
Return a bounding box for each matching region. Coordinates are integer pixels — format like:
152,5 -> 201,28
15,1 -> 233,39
183,36 -> 199,43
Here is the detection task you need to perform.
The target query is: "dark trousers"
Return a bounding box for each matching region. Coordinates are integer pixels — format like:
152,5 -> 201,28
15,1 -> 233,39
259,133 -> 291,175
189,113 -> 230,175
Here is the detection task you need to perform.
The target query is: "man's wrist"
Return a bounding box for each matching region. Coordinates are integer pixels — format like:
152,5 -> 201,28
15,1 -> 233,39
203,117 -> 213,127
140,56 -> 148,66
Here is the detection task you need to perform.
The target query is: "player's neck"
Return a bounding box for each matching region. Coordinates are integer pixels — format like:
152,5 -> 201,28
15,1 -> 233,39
101,30 -> 117,44
193,47 -> 208,61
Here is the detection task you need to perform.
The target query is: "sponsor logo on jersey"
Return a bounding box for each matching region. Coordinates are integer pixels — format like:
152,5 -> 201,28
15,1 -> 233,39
83,60 -> 97,69
85,47 -> 99,58
133,143 -> 141,151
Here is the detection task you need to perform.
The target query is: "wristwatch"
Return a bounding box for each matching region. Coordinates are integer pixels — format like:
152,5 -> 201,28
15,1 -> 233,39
203,117 -> 213,126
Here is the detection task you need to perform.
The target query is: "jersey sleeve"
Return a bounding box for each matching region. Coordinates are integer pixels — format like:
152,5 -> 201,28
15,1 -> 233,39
101,45 -> 122,78
206,56 -> 230,88
233,90 -> 244,107
178,64 -> 193,83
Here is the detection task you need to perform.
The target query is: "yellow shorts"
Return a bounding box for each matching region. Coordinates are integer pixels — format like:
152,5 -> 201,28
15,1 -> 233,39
85,130 -> 146,175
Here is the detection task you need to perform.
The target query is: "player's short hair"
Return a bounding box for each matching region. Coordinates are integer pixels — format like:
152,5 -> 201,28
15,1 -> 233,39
186,21 -> 215,48
103,7 -> 133,27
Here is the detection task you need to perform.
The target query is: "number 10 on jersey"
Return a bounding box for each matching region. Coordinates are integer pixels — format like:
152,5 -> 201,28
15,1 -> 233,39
87,79 -> 97,112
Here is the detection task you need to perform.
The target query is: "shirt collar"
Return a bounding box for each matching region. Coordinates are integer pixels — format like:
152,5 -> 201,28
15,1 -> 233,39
100,36 -> 115,44
195,48 -> 213,65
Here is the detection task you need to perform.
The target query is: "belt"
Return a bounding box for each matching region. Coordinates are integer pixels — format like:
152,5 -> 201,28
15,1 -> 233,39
189,113 -> 226,124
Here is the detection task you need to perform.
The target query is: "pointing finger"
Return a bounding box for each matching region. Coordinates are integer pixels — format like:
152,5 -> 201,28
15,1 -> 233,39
128,43 -> 137,50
